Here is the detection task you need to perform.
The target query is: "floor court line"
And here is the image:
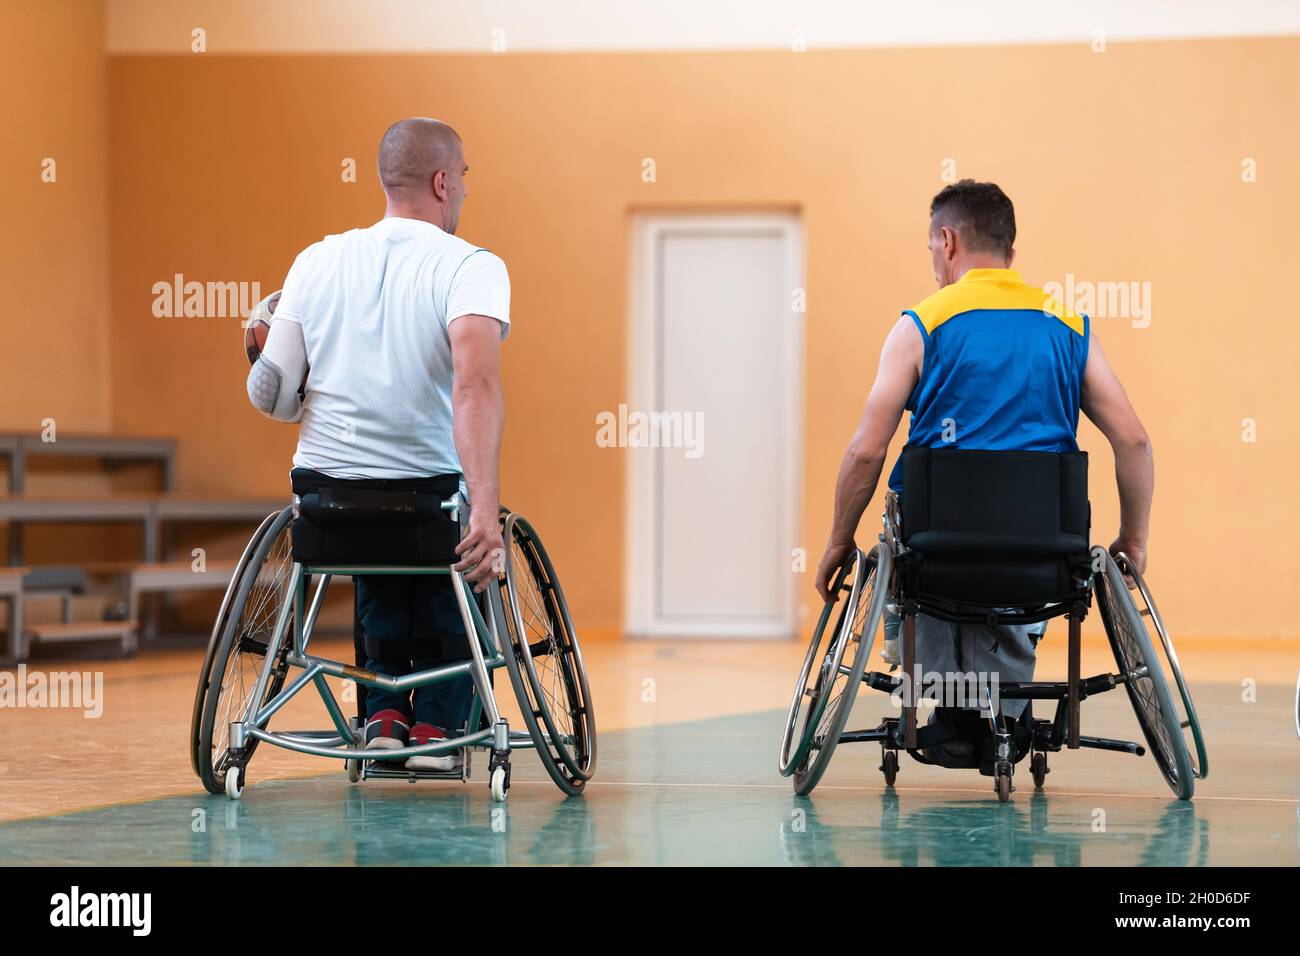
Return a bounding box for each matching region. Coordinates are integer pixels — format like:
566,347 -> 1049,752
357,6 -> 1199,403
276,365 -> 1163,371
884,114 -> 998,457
578,779 -> 1300,803
15,772 -> 1293,828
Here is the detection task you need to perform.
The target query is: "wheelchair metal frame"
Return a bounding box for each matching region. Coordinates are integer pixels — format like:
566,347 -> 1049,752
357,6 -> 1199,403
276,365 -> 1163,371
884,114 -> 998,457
879,492 -> 1109,757
224,494 -> 542,799
868,495 -> 1145,776
783,489 -> 1201,802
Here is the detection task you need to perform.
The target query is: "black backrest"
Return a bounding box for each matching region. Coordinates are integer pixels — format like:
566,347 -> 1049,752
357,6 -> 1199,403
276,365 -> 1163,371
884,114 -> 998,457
289,468 -> 462,566
898,446 -> 1091,611
901,445 -> 1089,548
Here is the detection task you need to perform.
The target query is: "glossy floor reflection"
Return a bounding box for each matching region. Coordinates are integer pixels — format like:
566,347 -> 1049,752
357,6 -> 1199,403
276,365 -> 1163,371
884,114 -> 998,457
1,704 -> 1295,865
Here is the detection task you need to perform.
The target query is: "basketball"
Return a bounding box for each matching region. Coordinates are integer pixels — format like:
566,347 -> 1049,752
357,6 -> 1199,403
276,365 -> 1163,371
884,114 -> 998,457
243,289 -> 281,364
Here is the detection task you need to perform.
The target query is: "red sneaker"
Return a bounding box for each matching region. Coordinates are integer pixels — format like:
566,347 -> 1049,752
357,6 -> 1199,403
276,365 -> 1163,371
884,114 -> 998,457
364,709 -> 410,751
407,723 -> 462,772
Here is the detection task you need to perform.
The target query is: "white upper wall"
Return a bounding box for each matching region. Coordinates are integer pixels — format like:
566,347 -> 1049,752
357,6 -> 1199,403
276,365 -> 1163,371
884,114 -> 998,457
107,0 -> 1300,54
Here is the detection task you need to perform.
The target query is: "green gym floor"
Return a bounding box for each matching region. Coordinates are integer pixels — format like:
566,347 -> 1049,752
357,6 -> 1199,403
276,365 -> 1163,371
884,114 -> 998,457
1,673 -> 1295,866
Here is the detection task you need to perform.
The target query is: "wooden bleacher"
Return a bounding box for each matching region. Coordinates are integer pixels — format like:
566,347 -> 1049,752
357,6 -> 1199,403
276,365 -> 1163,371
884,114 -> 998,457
0,430 -> 177,565
24,620 -> 137,655
0,431 -> 286,664
0,431 -> 177,483
86,558 -> 238,643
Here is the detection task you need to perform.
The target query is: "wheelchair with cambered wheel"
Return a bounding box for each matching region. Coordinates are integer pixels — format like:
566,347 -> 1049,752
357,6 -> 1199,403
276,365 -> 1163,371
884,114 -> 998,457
780,445 -> 1207,803
191,473 -> 595,802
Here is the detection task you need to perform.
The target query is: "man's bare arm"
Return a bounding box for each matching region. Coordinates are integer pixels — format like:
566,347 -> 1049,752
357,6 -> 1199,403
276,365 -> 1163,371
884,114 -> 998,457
1080,333 -> 1154,577
815,316 -> 922,600
449,314 -> 506,591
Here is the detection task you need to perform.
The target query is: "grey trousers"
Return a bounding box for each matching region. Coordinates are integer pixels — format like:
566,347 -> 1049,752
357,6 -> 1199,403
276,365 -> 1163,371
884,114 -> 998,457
885,608 -> 1046,720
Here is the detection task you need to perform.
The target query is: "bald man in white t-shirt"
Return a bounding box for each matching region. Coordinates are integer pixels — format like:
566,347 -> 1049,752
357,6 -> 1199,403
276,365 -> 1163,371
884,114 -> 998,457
246,118 -> 508,772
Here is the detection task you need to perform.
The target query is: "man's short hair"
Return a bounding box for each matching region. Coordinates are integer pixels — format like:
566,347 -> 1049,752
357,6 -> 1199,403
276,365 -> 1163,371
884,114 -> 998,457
930,180 -> 1016,259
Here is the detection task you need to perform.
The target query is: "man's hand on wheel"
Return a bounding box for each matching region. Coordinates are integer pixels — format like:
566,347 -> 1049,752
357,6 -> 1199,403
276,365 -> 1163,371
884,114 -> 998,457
815,540 -> 855,603
454,516 -> 506,593
1108,536 -> 1146,590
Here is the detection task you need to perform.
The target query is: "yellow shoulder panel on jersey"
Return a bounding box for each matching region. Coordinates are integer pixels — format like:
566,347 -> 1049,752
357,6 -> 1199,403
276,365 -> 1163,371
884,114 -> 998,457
906,271 -> 1085,336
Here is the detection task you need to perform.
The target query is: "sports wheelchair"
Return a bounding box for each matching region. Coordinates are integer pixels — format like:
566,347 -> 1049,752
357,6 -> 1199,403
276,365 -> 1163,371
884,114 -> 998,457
191,472 -> 596,801
780,446 -> 1207,802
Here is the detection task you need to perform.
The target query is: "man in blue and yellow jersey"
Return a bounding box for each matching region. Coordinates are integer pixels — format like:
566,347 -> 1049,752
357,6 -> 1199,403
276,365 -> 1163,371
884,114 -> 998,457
814,180 -> 1154,748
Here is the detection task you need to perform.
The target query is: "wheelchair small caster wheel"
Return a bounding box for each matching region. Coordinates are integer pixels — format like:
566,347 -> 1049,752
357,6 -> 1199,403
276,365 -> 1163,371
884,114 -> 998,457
490,766 -> 508,802
1030,752 -> 1049,789
346,759 -> 362,783
225,767 -> 244,800
880,749 -> 898,786
994,762 -> 1013,803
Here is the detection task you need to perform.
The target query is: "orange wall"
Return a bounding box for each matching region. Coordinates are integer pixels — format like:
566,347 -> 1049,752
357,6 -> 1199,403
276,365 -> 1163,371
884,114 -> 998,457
0,0 -> 120,563
1,0 -> 110,433
106,38 -> 1300,637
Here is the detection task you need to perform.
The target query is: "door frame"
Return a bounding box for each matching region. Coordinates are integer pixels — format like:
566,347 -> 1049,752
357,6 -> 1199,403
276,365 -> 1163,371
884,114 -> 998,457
624,210 -> 804,639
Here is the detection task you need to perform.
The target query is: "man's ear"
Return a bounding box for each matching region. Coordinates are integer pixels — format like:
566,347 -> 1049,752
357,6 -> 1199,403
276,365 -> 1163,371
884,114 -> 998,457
432,168 -> 448,201
941,225 -> 958,260
1007,246 -> 1017,267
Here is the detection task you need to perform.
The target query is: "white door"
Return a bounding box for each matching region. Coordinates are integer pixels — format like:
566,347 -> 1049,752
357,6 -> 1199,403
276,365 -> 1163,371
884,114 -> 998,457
626,213 -> 803,639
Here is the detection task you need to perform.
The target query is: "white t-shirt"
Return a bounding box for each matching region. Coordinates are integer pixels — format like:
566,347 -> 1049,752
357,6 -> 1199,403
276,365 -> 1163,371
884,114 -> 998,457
273,217 -> 510,480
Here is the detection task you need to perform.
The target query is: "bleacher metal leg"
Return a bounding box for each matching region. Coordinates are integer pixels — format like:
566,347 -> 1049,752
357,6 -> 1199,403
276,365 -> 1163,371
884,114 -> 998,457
5,591 -> 22,665
7,445 -> 24,566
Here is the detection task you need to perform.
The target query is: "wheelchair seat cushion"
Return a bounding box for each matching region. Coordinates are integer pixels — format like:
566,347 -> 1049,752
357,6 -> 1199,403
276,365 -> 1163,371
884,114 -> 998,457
912,555 -> 1080,608
289,468 -> 462,566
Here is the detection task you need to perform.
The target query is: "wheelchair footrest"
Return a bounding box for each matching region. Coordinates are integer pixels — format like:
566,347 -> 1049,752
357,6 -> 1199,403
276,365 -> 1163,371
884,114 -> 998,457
1076,735 -> 1145,756
850,717 -> 962,752
362,763 -> 467,783
838,726 -> 892,745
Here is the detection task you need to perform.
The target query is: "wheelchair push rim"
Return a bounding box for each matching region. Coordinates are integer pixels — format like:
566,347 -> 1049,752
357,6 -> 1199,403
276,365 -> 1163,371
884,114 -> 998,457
190,508 -> 278,778
194,505 -> 295,795
1094,548 -> 1195,800
779,553 -> 857,776
789,543 -> 889,796
1116,552 -> 1208,780
499,512 -> 596,794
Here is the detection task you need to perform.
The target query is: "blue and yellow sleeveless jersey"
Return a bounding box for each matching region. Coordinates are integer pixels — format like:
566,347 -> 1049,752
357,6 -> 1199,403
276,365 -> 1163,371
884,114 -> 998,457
886,268 -> 1089,493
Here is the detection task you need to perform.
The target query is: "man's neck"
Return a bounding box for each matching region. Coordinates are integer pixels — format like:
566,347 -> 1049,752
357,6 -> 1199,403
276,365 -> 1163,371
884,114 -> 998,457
383,203 -> 446,231
952,257 -> 1011,282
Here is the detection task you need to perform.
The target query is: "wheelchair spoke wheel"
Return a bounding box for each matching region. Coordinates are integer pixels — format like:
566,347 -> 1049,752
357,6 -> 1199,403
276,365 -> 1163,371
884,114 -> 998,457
195,506 -> 295,795
500,512 -> 595,795
190,509 -> 278,778
1094,548 -> 1195,800
780,552 -> 855,777
1116,552 -> 1208,780
785,543 -> 889,795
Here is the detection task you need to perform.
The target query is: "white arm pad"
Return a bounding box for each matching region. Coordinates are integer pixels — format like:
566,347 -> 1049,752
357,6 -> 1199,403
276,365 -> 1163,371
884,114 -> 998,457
246,318 -> 308,422
247,355 -> 302,422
